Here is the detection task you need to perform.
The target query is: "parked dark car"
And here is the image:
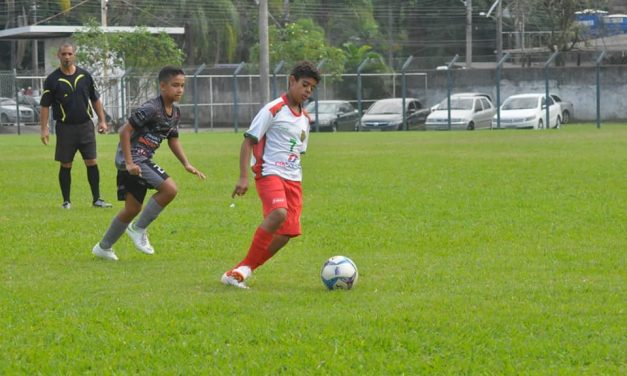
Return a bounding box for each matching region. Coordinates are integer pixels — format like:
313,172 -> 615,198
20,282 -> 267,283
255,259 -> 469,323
305,100 -> 360,132
359,98 -> 429,131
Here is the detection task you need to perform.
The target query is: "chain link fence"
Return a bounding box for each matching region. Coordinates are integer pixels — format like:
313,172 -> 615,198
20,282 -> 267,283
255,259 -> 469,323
1,50 -> 625,134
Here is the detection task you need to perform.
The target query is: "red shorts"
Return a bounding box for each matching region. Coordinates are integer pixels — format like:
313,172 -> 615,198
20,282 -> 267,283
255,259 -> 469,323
255,175 -> 303,237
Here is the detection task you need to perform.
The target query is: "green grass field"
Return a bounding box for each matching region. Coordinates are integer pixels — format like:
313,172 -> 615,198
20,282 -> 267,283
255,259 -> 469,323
0,125 -> 625,374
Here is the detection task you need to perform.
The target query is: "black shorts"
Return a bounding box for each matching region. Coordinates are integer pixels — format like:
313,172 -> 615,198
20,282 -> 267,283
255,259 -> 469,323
117,160 -> 170,203
54,120 -> 97,163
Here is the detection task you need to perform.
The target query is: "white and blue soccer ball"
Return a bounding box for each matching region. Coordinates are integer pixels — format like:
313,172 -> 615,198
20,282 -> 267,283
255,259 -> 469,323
320,256 -> 358,290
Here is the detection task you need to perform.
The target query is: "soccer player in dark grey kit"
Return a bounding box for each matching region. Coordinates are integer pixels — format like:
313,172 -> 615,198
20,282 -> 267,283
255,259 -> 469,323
39,41 -> 112,209
92,66 -> 206,261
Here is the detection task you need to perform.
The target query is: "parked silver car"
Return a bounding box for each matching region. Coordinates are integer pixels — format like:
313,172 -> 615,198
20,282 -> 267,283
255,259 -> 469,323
426,95 -> 495,130
305,100 -> 359,132
549,94 -> 574,124
0,98 -> 35,125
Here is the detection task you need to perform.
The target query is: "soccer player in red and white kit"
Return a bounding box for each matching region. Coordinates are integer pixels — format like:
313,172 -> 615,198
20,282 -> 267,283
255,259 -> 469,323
221,61 -> 321,289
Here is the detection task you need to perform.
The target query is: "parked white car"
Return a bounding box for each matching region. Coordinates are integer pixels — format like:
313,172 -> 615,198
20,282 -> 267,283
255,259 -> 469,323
493,94 -> 561,129
549,94 -> 574,124
426,95 -> 495,130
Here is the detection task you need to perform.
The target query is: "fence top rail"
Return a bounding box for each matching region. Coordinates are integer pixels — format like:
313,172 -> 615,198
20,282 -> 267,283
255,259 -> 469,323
189,72 -> 429,79
14,72 -> 431,80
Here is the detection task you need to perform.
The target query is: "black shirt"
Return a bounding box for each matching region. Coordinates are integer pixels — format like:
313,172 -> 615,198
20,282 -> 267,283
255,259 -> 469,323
115,96 -> 180,170
40,66 -> 99,125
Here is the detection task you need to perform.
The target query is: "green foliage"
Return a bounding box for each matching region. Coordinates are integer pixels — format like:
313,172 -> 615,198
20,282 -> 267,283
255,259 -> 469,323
250,18 -> 346,76
73,19 -> 184,73
0,125 -> 625,373
342,42 -> 388,73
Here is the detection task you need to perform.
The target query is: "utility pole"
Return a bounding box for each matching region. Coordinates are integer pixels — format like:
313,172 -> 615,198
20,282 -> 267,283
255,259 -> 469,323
465,0 -> 472,68
31,1 -> 38,79
496,0 -> 503,61
485,0 -> 503,62
259,0 -> 270,104
101,0 -> 108,27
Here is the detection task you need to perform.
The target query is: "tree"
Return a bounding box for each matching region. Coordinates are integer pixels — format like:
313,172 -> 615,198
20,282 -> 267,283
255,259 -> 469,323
73,20 -> 185,123
249,18 -> 346,76
516,0 -> 608,52
73,20 -> 184,74
107,0 -> 239,65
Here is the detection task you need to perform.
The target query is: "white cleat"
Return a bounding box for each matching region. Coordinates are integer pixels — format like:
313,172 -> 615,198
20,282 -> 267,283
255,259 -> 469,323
221,266 -> 252,289
92,243 -> 119,261
126,223 -> 155,255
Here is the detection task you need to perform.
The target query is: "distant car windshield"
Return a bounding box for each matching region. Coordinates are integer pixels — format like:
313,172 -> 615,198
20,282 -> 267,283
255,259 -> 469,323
367,100 -> 402,114
502,97 -> 538,110
437,98 -> 473,110
305,102 -> 339,114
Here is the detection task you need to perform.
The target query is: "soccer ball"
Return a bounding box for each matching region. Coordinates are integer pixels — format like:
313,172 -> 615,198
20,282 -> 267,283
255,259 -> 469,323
320,256 -> 358,290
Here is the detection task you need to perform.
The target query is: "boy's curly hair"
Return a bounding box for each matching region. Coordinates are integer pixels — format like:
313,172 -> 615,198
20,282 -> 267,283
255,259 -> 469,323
290,61 -> 321,83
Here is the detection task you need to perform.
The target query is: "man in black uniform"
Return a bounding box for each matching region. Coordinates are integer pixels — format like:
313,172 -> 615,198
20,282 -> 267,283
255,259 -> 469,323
39,41 -> 112,209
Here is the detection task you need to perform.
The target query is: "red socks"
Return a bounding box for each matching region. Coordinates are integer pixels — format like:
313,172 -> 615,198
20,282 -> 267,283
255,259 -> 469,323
237,227 -> 274,271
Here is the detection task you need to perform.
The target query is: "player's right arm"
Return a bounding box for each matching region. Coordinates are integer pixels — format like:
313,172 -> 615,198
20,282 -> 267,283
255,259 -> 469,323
232,104 -> 275,198
119,123 -> 141,176
232,136 -> 255,198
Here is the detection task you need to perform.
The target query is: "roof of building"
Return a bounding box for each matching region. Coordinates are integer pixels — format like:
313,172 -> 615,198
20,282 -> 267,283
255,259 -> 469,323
0,25 -> 184,40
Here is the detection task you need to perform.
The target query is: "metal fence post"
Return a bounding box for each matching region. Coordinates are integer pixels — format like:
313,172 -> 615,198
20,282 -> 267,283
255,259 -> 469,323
272,60 -> 284,99
495,52 -> 510,129
192,64 -> 206,133
596,51 -> 606,129
313,59 -> 327,133
446,55 -> 460,130
544,51 -> 559,130
401,55 -> 414,131
13,69 -> 21,135
232,62 -> 245,133
356,57 -> 370,131
121,69 -> 132,123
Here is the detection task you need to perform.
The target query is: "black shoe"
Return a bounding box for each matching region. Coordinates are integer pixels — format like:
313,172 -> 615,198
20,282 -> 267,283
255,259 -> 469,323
93,198 -> 112,208
62,201 -> 71,209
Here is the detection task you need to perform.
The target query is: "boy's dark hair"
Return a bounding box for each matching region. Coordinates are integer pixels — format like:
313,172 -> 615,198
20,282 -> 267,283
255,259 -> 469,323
158,66 -> 185,83
290,61 -> 321,83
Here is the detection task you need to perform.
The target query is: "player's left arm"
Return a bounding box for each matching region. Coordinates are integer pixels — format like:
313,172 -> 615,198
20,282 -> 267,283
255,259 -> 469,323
168,137 -> 206,180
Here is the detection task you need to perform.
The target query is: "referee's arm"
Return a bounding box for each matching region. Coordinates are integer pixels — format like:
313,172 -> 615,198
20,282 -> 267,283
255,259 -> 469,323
92,98 -> 108,134
39,106 -> 50,145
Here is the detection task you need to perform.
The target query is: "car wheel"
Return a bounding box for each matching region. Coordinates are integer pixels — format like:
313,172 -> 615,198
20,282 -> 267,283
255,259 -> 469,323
561,110 -> 570,124
554,116 -> 561,129
0,113 -> 9,126
467,121 -> 475,131
537,119 -> 544,129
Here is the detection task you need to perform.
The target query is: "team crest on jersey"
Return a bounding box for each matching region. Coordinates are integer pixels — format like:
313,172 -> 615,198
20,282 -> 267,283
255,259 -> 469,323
300,130 -> 306,142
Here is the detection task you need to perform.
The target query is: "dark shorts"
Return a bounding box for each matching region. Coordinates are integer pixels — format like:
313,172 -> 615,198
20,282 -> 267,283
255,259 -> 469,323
117,160 -> 170,203
54,120 -> 97,163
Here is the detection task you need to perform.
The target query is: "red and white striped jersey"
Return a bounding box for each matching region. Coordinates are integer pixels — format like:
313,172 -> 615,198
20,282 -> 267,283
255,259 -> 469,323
245,95 -> 311,181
